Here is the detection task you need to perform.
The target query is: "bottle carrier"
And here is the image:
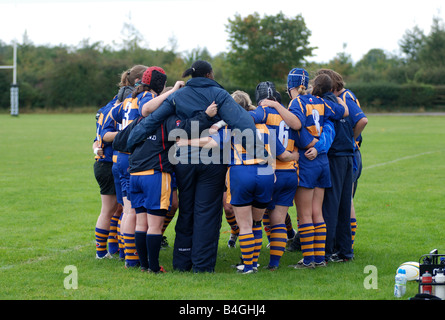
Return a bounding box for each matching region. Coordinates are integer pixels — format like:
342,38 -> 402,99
418,249 -> 445,295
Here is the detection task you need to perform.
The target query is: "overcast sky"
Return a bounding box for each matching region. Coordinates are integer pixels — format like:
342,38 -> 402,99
0,0 -> 443,63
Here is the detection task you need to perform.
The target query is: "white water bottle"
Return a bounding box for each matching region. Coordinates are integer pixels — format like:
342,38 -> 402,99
434,269 -> 445,300
394,269 -> 407,298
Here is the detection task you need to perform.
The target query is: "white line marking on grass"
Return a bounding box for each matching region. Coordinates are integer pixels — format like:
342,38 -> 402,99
0,243 -> 91,271
364,150 -> 440,170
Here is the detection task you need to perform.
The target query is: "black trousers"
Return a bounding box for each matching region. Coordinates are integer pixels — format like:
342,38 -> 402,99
173,163 -> 227,272
322,156 -> 354,260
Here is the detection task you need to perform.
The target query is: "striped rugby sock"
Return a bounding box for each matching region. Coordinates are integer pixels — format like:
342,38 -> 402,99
95,227 -> 109,257
314,222 -> 327,263
123,233 -> 139,267
262,212 -> 271,243
118,213 -> 125,259
285,213 -> 297,239
108,215 -> 119,255
351,218 -> 357,250
226,214 -> 239,235
239,233 -> 255,272
252,221 -> 263,268
299,223 -> 314,265
269,224 -> 287,267
162,209 -> 176,234
285,213 -> 293,232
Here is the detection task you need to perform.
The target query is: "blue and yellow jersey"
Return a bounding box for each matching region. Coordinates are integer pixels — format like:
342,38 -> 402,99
289,94 -> 345,139
137,91 -> 156,115
103,91 -> 148,156
100,100 -> 120,163
211,123 -> 277,167
240,123 -> 276,166
249,105 -> 299,171
107,91 -> 149,130
94,96 -> 117,162
249,104 -> 317,167
339,89 -> 366,149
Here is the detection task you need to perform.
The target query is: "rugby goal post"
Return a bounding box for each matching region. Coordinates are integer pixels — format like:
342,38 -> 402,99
0,42 -> 18,116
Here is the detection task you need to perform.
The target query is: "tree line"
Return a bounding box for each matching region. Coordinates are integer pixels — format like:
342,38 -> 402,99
0,12 -> 444,112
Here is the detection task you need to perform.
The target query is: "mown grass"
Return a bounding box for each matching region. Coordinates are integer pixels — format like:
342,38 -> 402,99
0,113 -> 444,302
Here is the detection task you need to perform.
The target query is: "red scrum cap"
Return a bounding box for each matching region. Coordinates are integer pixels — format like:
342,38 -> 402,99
142,66 -> 167,95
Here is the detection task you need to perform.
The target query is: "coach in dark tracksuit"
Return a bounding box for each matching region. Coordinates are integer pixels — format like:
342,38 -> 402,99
321,92 -> 355,262
127,60 -> 261,273
129,108 -> 216,273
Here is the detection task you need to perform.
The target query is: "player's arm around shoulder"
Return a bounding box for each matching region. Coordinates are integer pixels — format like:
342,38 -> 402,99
260,99 -> 302,131
337,97 -> 349,117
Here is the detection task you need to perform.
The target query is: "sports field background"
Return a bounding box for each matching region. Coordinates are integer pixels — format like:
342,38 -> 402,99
0,113 -> 444,301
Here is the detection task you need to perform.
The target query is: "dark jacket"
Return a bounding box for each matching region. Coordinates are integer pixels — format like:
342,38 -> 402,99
323,92 -> 354,157
127,77 -> 262,162
129,112 -> 214,173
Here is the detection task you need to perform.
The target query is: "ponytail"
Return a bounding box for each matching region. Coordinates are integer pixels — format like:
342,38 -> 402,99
296,86 -> 307,96
182,60 -> 212,78
182,67 -> 195,78
128,65 -> 148,86
118,69 -> 131,87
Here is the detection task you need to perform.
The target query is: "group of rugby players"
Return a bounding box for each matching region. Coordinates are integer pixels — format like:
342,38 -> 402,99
92,61 -> 367,274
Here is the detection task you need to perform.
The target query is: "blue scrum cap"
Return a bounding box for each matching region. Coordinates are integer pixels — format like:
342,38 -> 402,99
287,68 -> 309,91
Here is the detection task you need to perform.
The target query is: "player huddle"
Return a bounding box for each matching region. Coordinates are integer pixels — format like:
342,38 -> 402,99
92,60 -> 367,274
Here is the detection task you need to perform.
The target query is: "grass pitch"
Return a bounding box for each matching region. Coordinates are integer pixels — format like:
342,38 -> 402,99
0,113 -> 444,302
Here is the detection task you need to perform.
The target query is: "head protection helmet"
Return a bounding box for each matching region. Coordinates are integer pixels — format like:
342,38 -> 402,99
287,68 -> 309,92
142,66 -> 167,95
255,81 -> 279,105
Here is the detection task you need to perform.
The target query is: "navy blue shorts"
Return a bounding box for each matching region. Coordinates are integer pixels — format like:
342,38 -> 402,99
130,170 -> 172,213
226,164 -> 274,207
353,149 -> 362,184
268,169 -> 298,210
298,152 -> 331,189
116,152 -> 130,199
112,158 -> 123,205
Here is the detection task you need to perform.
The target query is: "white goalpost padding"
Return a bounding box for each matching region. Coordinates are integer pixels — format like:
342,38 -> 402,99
0,42 -> 18,116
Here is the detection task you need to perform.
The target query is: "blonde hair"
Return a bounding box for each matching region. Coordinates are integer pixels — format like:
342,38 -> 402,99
118,69 -> 131,87
231,90 -> 255,111
298,86 -> 307,95
290,86 -> 307,97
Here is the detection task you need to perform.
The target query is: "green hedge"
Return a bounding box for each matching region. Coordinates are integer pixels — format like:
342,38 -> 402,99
2,81 -> 443,113
226,83 -> 443,111
347,82 -> 437,110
